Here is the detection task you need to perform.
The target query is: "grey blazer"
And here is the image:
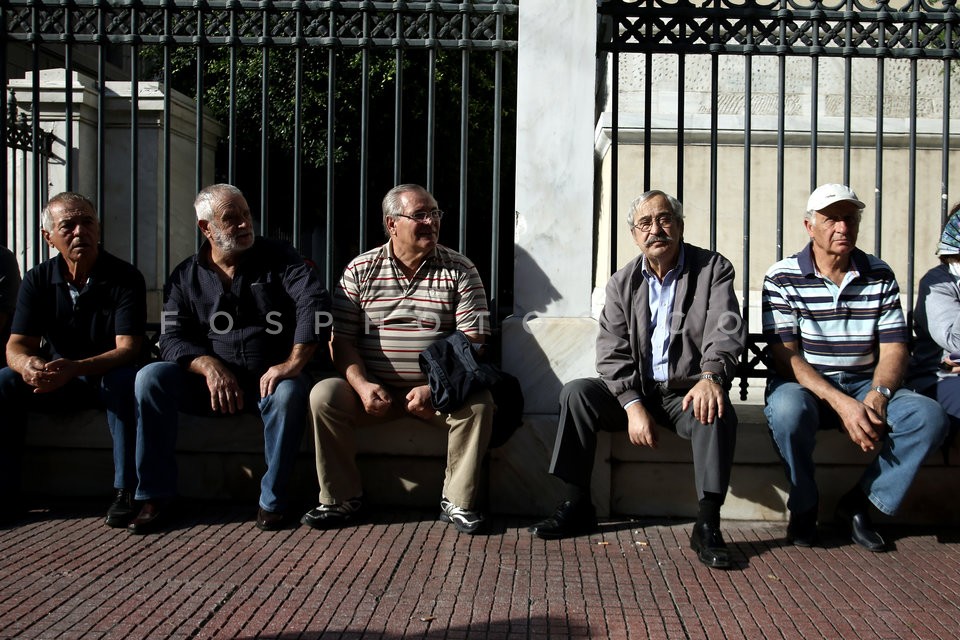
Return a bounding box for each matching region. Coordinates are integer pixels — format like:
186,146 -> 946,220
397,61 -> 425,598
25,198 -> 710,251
596,242 -> 745,406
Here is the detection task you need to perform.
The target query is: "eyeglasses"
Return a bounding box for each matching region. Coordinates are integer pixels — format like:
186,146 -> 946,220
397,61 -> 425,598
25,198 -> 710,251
631,214 -> 674,233
395,209 -> 444,223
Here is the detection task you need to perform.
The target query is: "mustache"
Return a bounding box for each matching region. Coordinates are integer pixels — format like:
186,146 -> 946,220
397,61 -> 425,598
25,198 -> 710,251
645,233 -> 673,246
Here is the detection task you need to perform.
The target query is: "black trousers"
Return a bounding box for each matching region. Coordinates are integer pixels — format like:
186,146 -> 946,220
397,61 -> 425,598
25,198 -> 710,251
548,377 -> 737,501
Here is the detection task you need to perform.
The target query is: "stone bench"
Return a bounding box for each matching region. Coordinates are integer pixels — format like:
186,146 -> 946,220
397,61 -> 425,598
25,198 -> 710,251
22,409 -> 454,509
22,402 -> 960,524
490,404 -> 960,525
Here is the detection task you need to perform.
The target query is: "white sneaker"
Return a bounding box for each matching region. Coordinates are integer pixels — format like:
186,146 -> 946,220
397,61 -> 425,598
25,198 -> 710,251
439,497 -> 484,534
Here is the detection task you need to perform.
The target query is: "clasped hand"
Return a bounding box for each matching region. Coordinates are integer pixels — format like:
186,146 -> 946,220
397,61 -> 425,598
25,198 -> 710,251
835,394 -> 886,452
24,357 -> 79,393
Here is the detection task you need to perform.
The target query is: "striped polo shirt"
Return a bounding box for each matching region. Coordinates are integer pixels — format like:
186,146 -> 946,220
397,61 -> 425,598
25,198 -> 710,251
333,241 -> 490,386
761,243 -> 907,374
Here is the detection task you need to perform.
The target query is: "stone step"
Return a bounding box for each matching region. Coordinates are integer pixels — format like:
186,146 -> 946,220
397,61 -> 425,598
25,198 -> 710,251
21,405 -> 960,524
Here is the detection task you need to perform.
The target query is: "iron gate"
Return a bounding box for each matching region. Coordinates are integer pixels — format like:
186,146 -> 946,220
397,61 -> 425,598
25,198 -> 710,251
598,0 -> 960,397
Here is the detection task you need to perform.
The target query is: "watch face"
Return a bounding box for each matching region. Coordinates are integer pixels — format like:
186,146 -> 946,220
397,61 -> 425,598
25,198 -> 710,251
876,386 -> 891,398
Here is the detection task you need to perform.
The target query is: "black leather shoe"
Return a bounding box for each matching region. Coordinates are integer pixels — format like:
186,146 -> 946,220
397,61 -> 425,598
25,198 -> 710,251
786,506 -> 819,547
528,499 -> 597,540
256,507 -> 287,532
835,501 -> 886,552
128,500 -> 171,535
690,521 -> 731,568
105,489 -> 137,528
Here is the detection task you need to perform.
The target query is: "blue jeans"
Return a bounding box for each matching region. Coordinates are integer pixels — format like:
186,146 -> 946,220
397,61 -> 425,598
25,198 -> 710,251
134,361 -> 310,512
764,373 -> 949,515
0,365 -> 138,495
931,376 -> 960,443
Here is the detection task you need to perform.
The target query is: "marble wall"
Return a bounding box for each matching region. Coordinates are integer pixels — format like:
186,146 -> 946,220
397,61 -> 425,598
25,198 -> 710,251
5,69 -> 223,317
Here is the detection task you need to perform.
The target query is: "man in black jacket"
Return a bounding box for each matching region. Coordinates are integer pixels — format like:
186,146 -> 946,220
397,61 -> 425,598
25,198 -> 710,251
131,184 -> 330,534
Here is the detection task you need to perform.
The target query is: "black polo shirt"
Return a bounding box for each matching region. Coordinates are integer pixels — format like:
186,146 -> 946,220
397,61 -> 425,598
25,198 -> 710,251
11,249 -> 147,361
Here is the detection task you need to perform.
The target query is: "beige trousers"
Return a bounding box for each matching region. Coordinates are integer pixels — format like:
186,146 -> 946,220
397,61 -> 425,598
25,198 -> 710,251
309,377 -> 494,509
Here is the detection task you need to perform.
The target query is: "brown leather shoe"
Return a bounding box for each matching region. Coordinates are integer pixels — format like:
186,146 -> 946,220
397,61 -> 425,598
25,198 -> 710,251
256,507 -> 286,531
128,500 -> 170,535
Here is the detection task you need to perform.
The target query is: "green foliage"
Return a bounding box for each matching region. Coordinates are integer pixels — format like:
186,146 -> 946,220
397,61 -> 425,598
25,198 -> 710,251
140,41 -> 517,303
143,44 -> 514,175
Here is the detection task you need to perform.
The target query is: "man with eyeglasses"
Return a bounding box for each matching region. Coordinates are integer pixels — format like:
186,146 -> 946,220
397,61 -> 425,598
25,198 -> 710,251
302,183 -> 494,534
529,190 -> 744,569
762,184 -> 948,552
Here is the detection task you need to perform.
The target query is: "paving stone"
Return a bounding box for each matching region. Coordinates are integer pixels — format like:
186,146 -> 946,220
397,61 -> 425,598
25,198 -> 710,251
1,501 -> 960,639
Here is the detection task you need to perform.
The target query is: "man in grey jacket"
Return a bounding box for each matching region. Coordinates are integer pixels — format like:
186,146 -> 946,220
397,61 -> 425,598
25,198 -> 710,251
529,190 -> 744,569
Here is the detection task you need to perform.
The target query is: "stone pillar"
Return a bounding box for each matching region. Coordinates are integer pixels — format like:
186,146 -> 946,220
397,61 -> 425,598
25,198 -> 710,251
5,69 -> 223,317
493,1 -> 609,516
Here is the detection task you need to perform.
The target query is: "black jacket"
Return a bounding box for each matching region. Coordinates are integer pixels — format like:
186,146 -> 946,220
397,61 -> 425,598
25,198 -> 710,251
419,331 -> 524,448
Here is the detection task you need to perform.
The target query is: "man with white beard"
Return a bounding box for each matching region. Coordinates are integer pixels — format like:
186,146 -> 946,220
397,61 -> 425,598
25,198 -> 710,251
131,184 -> 330,534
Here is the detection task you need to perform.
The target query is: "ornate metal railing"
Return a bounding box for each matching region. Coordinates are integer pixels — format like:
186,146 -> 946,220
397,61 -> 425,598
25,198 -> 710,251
2,1 -> 517,50
599,0 -> 960,58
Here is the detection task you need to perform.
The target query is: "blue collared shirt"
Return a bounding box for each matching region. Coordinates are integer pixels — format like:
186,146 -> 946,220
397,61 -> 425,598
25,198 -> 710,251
642,246 -> 685,382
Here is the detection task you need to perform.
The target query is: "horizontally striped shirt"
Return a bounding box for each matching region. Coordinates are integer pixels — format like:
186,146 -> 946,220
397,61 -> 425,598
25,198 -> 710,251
761,243 -> 907,374
333,241 -> 490,386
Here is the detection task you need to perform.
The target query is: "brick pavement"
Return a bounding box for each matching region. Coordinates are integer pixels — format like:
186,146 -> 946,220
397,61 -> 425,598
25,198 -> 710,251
1,500 -> 959,639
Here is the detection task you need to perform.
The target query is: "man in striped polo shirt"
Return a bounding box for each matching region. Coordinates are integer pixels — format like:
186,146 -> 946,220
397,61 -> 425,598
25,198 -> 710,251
302,184 -> 494,534
762,183 -> 949,552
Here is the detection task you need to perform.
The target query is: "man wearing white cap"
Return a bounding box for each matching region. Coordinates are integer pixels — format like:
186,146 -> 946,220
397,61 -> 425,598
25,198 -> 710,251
762,184 -> 948,552
910,202 -> 960,446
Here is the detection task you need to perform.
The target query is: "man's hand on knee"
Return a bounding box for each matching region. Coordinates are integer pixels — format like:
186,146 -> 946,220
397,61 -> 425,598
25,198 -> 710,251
404,385 -> 436,420
357,381 -> 393,417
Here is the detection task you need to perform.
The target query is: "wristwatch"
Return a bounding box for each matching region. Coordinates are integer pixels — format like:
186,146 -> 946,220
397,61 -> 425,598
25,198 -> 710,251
872,385 -> 892,400
700,372 -> 725,386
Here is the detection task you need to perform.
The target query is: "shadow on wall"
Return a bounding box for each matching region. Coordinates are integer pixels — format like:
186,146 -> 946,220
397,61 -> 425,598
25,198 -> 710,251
506,245 -> 566,411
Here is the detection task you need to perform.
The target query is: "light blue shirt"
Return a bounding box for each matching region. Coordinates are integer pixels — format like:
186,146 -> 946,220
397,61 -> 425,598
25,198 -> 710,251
643,246 -> 685,382
622,247 -> 685,411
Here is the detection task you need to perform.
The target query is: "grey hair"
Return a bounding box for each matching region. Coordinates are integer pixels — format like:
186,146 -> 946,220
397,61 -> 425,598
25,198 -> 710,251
625,190 -> 683,228
381,183 -> 436,236
42,192 -> 97,232
194,183 -> 245,222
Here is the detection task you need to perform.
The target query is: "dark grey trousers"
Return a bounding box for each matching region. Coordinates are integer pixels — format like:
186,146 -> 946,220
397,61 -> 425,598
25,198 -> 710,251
548,377 -> 737,501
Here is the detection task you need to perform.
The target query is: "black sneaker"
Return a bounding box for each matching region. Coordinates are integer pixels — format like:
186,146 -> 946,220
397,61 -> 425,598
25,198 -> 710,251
439,497 -> 485,534
105,489 -> 136,528
301,497 -> 363,530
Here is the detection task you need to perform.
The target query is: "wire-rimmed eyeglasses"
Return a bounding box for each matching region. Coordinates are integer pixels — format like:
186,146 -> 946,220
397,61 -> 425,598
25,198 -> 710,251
631,214 -> 674,233
395,209 -> 444,223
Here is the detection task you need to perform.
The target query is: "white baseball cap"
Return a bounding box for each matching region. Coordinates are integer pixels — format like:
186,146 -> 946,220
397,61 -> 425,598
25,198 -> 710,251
806,184 -> 865,212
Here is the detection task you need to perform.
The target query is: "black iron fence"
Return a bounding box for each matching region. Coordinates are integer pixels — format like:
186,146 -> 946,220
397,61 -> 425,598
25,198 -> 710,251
1,0 -> 518,324
598,0 -> 960,398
